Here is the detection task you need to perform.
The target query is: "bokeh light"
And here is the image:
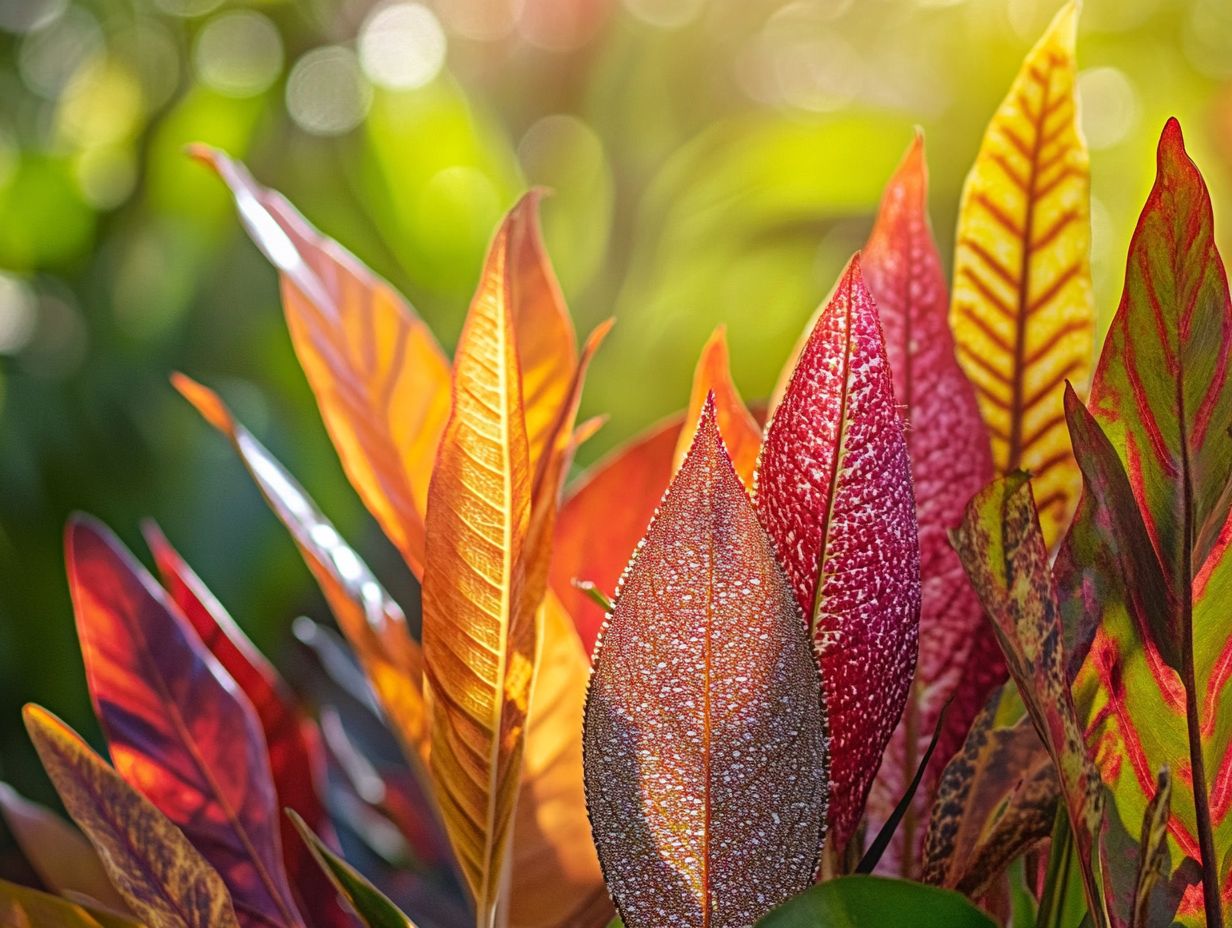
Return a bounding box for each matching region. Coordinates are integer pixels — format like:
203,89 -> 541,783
360,3 -> 447,91
193,10 -> 283,98
0,0 -> 65,34
0,274 -> 36,355
287,46 -> 372,136
17,5 -> 102,99
1078,67 -> 1140,151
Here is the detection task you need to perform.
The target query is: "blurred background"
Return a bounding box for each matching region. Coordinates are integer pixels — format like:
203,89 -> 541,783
0,0 -> 1230,812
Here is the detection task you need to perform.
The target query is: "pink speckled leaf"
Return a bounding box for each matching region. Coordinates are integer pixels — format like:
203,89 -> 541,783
755,254 -> 921,850
860,134 -> 1003,873
584,399 -> 828,928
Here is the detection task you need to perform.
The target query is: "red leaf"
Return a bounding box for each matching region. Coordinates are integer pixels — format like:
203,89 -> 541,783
755,255 -> 921,848
141,522 -> 351,928
860,133 -> 1003,872
66,516 -> 304,928
584,399 -> 828,928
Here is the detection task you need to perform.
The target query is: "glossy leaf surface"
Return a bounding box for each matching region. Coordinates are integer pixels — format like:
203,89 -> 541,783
420,210 -> 534,925
860,132 -> 1002,873
0,878 -> 141,928
756,875 -> 996,928
952,474 -> 1108,926
585,401 -> 827,928
142,523 -> 348,928
755,255 -> 920,848
24,704 -> 241,928
948,1 -> 1092,544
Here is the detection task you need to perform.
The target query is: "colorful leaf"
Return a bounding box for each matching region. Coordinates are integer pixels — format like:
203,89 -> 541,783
0,781 -> 130,914
672,326 -> 761,486
420,208 -> 535,927
0,878 -> 141,928
951,474 -> 1108,926
920,685 -> 1058,898
23,704 -> 241,928
550,416 -> 681,656
948,0 -> 1092,545
1063,120 -> 1232,925
860,131 -> 1003,874
755,875 -> 997,928
173,375 -> 429,761
66,516 -> 304,928
141,522 -> 349,928
1132,769 -> 1172,928
584,399 -> 828,928
755,254 -> 920,849
190,146 -> 451,577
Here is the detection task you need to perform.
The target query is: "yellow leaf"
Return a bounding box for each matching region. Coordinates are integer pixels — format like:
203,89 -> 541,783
22,704 -> 240,928
948,0 -> 1092,545
422,210 -> 535,927
0,879 -> 141,928
672,325 -> 761,487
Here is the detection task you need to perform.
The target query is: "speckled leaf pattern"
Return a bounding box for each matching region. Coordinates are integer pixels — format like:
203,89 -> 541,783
952,474 -> 1108,926
192,146 -> 451,577
1064,120 -> 1232,925
755,255 -> 920,849
948,1 -> 1092,545
24,704 -> 241,928
921,685 -> 1057,898
66,517 -> 305,928
421,211 -> 534,928
174,375 -> 428,762
1131,770 -> 1172,928
141,522 -> 349,928
673,326 -> 762,487
861,133 -> 1002,874
585,400 -> 828,928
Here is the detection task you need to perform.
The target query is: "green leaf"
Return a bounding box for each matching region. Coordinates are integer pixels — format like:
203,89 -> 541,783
757,876 -> 997,928
289,810 -> 419,928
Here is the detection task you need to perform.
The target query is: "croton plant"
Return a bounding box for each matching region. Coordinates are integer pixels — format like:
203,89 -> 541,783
2,3 -> 1230,927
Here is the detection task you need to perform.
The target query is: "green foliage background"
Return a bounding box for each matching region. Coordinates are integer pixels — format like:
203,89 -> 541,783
0,0 -> 1229,814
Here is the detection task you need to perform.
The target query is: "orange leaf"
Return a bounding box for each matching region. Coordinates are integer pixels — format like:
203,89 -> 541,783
672,326 -> 761,487
421,208 -> 535,925
192,146 -> 451,576
584,399 -> 828,928
23,704 -> 241,928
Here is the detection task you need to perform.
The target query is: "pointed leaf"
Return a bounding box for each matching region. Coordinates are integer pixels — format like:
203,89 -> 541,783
174,376 -> 428,761
420,211 -> 534,926
755,255 -> 921,848
24,704 -> 241,928
672,326 -> 761,486
0,781 -> 130,914
756,875 -> 997,928
0,878 -> 141,928
66,516 -> 303,928
584,400 -> 828,928
191,146 -> 451,576
952,474 -> 1108,926
861,131 -> 1003,873
141,522 -> 350,928
1132,770 -> 1172,928
949,1 -> 1092,544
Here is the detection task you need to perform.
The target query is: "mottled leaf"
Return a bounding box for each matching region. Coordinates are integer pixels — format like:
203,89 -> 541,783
756,875 -> 996,928
190,146 -> 451,576
584,399 -> 828,928
24,704 -> 241,928
420,208 -> 534,926
0,781 -> 129,914
66,517 -> 303,928
949,1 -> 1092,544
952,475 -> 1108,926
672,326 -> 761,486
0,878 -> 141,928
141,522 -> 349,928
861,131 -> 1003,874
1132,770 -> 1172,928
755,254 -> 920,848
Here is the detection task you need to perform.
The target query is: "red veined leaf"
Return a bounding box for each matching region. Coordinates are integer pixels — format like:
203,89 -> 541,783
672,326 -> 761,486
550,416 -> 681,656
755,254 -> 921,849
860,131 -> 1003,874
23,704 -> 241,928
0,878 -> 140,928
920,685 -> 1057,898
584,399 -> 828,928
951,474 -> 1109,927
173,375 -> 429,762
140,522 -> 351,928
66,516 -> 304,928
0,781 -> 130,914
1063,120 -> 1232,927
190,146 -> 451,577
